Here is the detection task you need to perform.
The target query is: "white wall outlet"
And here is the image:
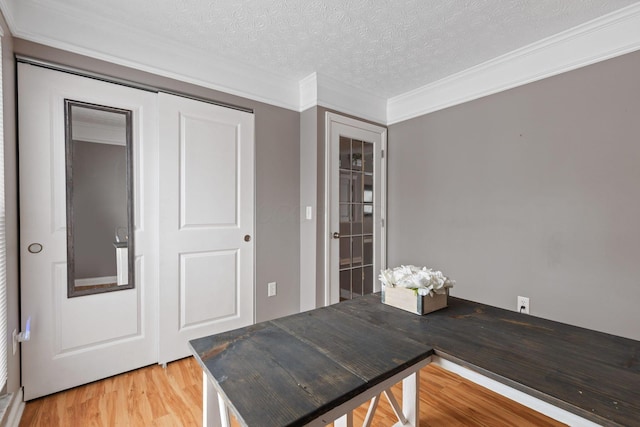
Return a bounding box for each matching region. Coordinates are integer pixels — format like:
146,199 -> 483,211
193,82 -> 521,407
268,282 -> 277,297
305,206 -> 313,220
517,296 -> 530,314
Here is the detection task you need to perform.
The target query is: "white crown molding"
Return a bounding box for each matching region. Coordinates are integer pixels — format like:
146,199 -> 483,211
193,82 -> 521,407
301,72 -> 387,124
299,73 -> 318,112
387,3 -> 640,125
0,0 -> 15,35
4,0 -> 300,111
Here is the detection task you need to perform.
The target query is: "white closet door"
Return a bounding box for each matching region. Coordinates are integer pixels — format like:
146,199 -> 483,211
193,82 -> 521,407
18,63 -> 159,400
158,93 -> 255,363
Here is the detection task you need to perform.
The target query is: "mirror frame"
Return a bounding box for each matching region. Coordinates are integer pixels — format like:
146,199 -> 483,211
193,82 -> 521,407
65,99 -> 135,297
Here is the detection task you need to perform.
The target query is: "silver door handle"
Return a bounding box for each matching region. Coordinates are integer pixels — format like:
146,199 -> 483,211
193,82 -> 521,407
244,235 -> 251,242
332,232 -> 340,239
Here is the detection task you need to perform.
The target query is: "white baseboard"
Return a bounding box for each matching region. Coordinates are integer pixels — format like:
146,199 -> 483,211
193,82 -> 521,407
432,355 -> 600,427
0,388 -> 25,427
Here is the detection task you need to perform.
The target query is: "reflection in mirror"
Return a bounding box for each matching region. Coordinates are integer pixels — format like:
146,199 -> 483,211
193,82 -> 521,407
65,100 -> 134,297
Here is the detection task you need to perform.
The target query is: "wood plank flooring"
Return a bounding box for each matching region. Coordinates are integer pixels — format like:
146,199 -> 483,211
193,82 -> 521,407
20,358 -> 565,426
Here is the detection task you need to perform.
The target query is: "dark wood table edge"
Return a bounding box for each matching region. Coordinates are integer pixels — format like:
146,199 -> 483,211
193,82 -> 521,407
187,341 -> 243,424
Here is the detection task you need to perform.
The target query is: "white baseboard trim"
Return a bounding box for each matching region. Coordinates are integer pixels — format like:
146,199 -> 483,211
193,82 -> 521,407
1,388 -> 25,427
432,355 -> 601,427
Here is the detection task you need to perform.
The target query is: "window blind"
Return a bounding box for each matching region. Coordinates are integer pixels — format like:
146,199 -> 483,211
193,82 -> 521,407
0,37 -> 8,390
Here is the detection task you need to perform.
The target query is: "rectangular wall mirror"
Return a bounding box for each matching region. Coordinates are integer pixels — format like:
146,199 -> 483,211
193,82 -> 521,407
65,100 -> 134,297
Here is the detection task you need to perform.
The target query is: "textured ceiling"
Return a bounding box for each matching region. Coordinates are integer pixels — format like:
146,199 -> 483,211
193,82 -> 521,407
20,0 -> 640,98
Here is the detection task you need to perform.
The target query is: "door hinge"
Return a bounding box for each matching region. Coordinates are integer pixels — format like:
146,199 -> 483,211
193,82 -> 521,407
381,149 -> 384,158
381,218 -> 385,227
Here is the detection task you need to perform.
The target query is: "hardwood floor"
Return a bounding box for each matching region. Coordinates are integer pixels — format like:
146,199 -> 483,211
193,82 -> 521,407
20,359 -> 201,426
20,358 -> 565,426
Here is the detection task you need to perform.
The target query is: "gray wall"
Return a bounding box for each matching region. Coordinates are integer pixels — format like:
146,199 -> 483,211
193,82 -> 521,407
388,50 -> 640,341
2,10 -> 20,394
14,39 -> 301,323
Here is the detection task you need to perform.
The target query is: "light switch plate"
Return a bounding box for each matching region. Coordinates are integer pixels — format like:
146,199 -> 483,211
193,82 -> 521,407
268,282 -> 277,297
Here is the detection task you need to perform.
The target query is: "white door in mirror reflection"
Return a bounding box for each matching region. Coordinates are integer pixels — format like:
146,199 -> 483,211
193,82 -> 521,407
327,113 -> 387,304
18,63 -> 158,400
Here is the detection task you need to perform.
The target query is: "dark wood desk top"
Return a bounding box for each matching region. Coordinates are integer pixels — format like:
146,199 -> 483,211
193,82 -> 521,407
333,295 -> 640,427
189,304 -> 433,426
191,295 -> 640,427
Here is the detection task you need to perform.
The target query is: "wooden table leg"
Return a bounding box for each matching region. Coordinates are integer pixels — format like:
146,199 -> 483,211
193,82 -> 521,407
203,372 -> 223,427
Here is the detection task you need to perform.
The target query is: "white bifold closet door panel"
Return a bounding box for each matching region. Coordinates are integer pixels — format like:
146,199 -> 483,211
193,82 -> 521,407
18,63 -> 159,400
158,93 -> 255,364
18,64 -> 254,399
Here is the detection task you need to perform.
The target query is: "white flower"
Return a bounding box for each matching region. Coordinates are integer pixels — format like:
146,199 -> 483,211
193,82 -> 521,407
392,265 -> 413,287
379,265 -> 454,297
378,269 -> 394,287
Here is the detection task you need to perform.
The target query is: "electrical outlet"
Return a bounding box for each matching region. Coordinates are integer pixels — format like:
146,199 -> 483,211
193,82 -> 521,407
517,296 -> 530,314
268,282 -> 277,297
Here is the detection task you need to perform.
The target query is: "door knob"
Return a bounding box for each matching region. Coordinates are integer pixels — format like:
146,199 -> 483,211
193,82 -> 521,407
28,243 -> 43,254
332,232 -> 340,239
244,235 -> 251,242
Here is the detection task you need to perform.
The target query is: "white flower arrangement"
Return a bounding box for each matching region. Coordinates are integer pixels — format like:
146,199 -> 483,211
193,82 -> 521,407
379,265 -> 455,297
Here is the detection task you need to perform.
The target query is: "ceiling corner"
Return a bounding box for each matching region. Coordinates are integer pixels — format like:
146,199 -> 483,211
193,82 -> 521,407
314,73 -> 387,125
299,72 -> 387,124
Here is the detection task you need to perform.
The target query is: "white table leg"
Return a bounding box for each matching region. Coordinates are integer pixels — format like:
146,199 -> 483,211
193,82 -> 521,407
203,372 -> 223,427
402,370 -> 420,426
335,411 -> 354,427
363,395 -> 380,427
218,393 -> 231,427
384,389 -> 408,425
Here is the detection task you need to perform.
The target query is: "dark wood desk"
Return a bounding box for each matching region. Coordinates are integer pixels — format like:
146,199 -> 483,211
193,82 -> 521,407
191,295 -> 640,427
190,303 -> 434,426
